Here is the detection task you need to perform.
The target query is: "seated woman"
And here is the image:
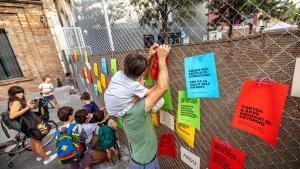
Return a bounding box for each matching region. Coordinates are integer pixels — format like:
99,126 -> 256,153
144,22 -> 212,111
7,86 -> 56,165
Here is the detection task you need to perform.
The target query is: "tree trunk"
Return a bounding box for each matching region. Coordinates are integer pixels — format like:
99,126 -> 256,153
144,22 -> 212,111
161,2 -> 169,44
248,23 -> 253,34
228,24 -> 233,38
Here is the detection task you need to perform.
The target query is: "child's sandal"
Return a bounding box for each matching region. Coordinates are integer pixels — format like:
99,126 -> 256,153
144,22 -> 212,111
109,163 -> 113,166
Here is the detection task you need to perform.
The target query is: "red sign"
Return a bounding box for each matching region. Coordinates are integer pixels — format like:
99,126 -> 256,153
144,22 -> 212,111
232,80 -> 288,147
209,137 -> 246,169
150,54 -> 168,81
87,70 -> 93,84
158,133 -> 176,158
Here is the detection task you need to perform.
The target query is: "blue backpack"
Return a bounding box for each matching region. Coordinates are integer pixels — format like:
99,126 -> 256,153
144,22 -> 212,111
56,124 -> 85,164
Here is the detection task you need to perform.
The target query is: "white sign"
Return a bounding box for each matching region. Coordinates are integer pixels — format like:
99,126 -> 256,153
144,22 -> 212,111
85,62 -> 92,70
291,58 -> 300,97
160,110 -> 174,131
181,146 -> 200,169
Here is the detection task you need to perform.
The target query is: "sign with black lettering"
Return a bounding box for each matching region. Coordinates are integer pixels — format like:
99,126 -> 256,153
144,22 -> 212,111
232,80 -> 288,147
209,137 -> 246,169
181,146 -> 200,169
184,52 -> 220,98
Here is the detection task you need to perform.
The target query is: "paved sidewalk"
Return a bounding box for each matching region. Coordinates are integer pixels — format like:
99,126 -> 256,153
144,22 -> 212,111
0,86 -> 130,169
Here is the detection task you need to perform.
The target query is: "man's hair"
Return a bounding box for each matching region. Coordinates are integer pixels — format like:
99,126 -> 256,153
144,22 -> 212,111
124,53 -> 147,79
80,92 -> 91,101
57,106 -> 74,122
66,72 -> 71,77
74,109 -> 89,124
43,75 -> 50,81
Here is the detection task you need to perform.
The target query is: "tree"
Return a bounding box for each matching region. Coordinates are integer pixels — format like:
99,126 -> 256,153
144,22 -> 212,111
208,0 -> 299,37
130,0 -> 205,44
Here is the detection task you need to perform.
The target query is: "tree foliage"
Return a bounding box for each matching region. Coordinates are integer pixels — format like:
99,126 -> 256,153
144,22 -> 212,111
208,0 -> 299,37
130,0 -> 205,43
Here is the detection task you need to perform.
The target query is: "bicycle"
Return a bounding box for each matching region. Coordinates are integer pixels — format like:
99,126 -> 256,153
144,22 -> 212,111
0,98 -> 58,168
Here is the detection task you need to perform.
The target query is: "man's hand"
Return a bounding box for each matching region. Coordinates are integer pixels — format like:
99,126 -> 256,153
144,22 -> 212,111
157,44 -> 171,61
148,43 -> 159,60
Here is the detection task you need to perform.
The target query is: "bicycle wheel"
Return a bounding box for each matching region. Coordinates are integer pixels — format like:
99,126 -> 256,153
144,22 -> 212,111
22,120 -> 58,151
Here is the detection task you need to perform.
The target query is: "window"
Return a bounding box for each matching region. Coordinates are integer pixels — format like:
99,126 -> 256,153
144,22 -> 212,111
0,29 -> 23,80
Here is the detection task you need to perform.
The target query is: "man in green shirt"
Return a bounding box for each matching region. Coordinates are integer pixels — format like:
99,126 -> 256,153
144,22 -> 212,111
121,44 -> 171,169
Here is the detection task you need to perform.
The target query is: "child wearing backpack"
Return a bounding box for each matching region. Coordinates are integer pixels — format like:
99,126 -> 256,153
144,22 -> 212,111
94,110 -> 120,166
74,109 -> 97,149
56,106 -> 91,169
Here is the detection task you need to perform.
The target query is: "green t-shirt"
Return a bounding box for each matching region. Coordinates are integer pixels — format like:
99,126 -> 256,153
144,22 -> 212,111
122,99 -> 158,164
38,83 -> 54,97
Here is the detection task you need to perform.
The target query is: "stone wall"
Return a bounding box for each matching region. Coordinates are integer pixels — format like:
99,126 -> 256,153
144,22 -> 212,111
0,0 -> 65,100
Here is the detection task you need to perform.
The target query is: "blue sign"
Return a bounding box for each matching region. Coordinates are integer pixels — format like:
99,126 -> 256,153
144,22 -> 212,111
184,52 -> 220,98
101,58 -> 107,75
93,84 -> 99,96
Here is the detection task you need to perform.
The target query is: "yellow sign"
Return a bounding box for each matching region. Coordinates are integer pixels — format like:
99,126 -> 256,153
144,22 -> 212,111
152,112 -> 159,127
84,50 -> 88,63
94,63 -> 99,77
97,80 -> 102,93
101,73 -> 106,89
176,116 -> 195,148
73,50 -> 78,62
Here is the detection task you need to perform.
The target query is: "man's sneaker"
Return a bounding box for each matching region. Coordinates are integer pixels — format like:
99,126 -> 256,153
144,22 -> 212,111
36,151 -> 52,161
43,153 -> 57,165
152,98 -> 164,112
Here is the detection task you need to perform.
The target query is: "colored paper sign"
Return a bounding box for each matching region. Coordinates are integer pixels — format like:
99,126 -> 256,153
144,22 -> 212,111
160,110 -> 174,131
209,137 -> 246,169
184,52 -> 220,98
158,133 -> 176,158
94,63 -> 99,77
291,58 -> 300,97
73,50 -> 78,62
93,84 -> 99,96
67,55 -> 71,65
84,50 -> 89,63
83,67 -> 87,77
176,118 -> 195,148
97,80 -> 102,94
80,67 -> 84,77
111,58 -> 117,75
85,62 -> 92,71
101,73 -> 106,89
87,70 -> 92,84
145,73 -> 155,87
181,146 -> 200,169
232,80 -> 289,147
178,91 -> 200,130
117,117 -> 123,129
162,87 -> 173,110
101,58 -> 107,75
152,112 -> 159,127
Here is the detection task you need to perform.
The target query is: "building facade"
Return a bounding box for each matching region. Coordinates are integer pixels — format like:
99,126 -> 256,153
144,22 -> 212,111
0,0 -> 65,100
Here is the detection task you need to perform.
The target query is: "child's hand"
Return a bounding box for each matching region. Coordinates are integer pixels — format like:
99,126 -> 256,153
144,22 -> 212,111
148,43 -> 159,60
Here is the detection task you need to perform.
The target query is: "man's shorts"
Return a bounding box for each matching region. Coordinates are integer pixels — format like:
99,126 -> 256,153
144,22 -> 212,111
129,154 -> 160,169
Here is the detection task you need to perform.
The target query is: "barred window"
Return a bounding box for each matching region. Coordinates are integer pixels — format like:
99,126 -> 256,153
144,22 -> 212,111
0,29 -> 23,81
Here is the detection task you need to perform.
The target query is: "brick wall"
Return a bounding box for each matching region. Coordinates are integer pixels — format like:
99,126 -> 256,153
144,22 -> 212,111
74,30 -> 300,169
0,0 -> 65,100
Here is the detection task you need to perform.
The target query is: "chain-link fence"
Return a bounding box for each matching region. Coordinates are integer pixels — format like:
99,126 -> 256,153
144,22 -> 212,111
64,0 -> 300,168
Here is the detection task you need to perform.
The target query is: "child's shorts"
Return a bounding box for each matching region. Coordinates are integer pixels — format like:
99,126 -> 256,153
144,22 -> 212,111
105,143 -> 119,152
44,95 -> 56,101
69,152 -> 91,169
